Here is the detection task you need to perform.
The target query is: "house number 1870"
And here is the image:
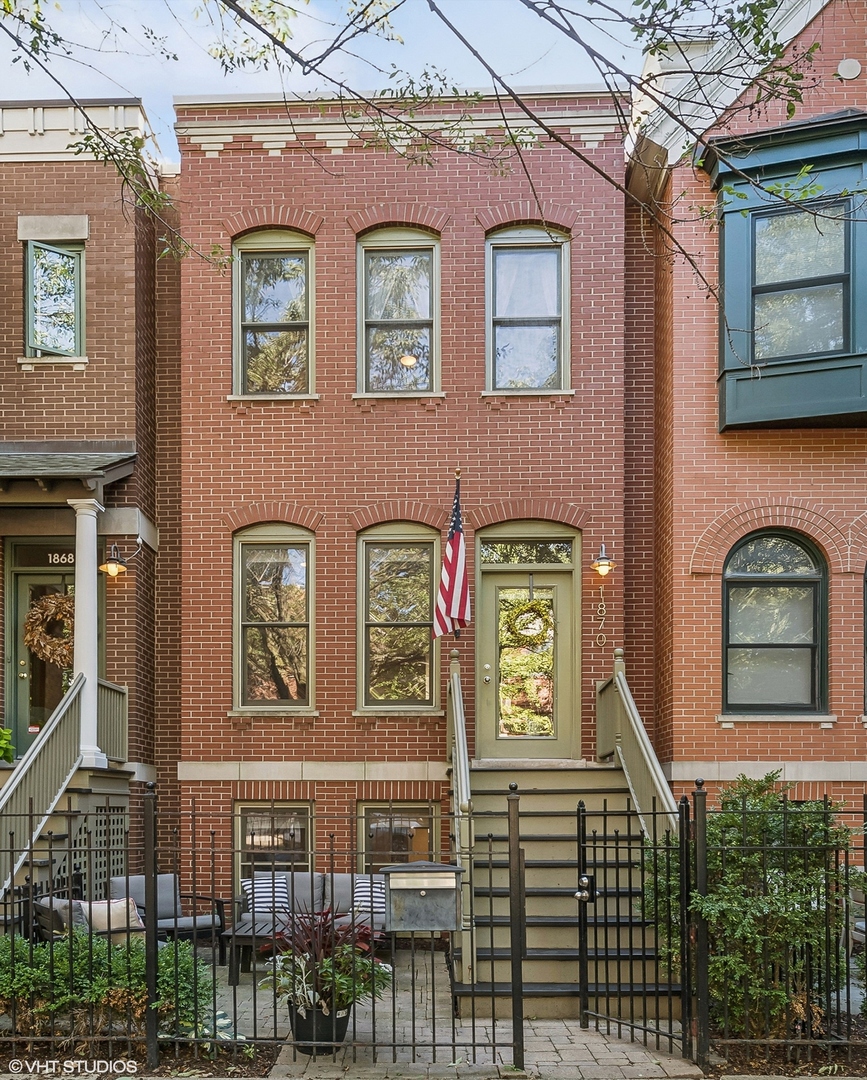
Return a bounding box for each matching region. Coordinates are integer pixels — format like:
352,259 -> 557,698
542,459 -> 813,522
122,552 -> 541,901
47,553 -> 75,564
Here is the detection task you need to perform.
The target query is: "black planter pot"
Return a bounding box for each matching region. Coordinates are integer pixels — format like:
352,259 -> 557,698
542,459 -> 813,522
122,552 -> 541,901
287,1003 -> 352,1055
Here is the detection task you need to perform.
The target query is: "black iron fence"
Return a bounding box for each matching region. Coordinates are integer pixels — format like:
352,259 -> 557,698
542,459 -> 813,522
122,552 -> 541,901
1,781 -> 866,1073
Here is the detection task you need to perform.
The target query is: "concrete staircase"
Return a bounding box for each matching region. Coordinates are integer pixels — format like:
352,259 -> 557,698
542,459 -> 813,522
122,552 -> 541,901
453,760 -> 648,1018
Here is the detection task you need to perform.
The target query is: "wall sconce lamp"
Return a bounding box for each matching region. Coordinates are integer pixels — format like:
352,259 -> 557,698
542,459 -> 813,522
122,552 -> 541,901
590,543 -> 617,577
99,537 -> 144,577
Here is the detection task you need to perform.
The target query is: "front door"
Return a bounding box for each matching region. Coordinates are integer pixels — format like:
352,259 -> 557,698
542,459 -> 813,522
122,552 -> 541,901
12,574 -> 75,757
477,545 -> 579,759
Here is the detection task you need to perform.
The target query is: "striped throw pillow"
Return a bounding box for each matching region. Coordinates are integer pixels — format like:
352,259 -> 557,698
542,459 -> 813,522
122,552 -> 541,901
352,877 -> 386,915
241,877 -> 292,912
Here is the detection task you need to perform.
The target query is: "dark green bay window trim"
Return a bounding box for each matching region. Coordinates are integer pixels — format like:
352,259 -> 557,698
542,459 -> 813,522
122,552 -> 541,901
704,110 -> 867,430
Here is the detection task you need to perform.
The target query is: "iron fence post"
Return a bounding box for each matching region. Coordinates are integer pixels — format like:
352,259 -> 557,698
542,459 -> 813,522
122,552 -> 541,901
577,800 -> 589,1029
507,783 -> 524,1070
678,795 -> 691,1060
144,783 -> 159,1070
693,780 -> 709,1072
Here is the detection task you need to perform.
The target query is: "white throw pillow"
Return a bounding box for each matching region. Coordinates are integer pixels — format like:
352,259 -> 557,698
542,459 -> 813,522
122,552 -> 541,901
79,897 -> 145,945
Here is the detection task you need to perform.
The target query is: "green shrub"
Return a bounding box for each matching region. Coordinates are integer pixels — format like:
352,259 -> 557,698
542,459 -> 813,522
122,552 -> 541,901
0,931 -> 212,1037
0,726 -> 14,763
648,772 -> 850,1039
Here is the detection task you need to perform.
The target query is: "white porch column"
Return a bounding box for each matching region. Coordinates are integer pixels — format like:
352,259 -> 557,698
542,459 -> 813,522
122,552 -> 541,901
68,498 -> 107,769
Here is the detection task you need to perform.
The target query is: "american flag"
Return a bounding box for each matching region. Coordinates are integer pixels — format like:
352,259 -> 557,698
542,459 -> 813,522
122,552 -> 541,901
433,477 -> 471,639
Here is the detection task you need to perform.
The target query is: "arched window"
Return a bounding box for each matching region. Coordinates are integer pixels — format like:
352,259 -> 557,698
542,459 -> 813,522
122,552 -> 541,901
232,229 -> 315,397
486,226 -> 570,392
357,228 -> 440,395
357,522 -> 439,710
234,523 -> 314,710
723,532 -> 826,713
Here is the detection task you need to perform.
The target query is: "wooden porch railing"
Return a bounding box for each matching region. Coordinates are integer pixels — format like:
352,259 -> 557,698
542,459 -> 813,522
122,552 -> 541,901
98,679 -> 129,763
0,673 -> 85,896
446,649 -> 475,983
596,648 -> 678,833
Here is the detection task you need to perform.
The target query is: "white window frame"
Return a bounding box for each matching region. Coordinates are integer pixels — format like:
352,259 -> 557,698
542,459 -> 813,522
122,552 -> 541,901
232,523 -> 316,713
231,229 -> 316,399
485,226 -> 571,393
356,522 -> 441,713
356,228 -> 441,397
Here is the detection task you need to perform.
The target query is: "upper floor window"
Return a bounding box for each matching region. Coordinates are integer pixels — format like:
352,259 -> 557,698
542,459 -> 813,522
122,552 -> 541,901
358,229 -> 439,394
752,201 -> 848,363
486,227 -> 570,391
234,230 -> 313,396
723,532 -> 826,713
358,523 -> 437,709
707,112 -> 867,429
26,241 -> 84,358
235,523 -> 313,709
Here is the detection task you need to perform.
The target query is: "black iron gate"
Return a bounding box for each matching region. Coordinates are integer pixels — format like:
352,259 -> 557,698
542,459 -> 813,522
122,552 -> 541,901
575,796 -> 692,1059
577,782 -> 867,1072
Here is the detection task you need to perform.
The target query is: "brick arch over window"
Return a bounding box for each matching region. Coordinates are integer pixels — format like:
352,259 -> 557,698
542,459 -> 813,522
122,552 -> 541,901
476,202 -> 578,234
223,502 -> 323,533
347,204 -> 450,237
847,513 -> 867,571
472,499 -> 588,530
690,501 -> 846,576
350,501 -> 445,532
223,207 -> 324,240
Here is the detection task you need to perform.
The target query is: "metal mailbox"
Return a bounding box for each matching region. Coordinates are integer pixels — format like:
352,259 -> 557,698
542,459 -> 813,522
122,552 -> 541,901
380,861 -> 464,932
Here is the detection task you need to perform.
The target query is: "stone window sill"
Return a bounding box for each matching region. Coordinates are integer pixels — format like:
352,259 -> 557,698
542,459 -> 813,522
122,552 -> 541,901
19,356 -> 87,370
717,713 -> 836,729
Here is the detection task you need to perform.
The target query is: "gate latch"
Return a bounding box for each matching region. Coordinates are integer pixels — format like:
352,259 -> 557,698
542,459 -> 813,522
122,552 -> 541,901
574,874 -> 596,903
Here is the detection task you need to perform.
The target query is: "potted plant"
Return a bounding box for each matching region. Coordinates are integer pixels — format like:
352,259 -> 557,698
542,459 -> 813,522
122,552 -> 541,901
0,727 -> 14,765
258,908 -> 391,1055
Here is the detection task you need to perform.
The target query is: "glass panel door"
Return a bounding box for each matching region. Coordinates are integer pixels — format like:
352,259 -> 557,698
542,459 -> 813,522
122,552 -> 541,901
477,570 -> 576,759
12,574 -> 75,757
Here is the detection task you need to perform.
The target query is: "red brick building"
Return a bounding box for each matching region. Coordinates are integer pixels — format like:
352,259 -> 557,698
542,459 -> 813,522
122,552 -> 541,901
2,0 -> 866,931
169,87 -> 635,870
630,0 -> 867,808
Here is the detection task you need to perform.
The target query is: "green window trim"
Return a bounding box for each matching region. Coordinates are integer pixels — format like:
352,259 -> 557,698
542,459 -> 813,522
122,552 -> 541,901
233,523 -> 314,711
485,227 -> 570,392
25,240 -> 84,358
357,523 -> 439,710
357,229 -> 440,395
722,531 -> 827,715
706,111 -> 867,429
233,230 -> 315,397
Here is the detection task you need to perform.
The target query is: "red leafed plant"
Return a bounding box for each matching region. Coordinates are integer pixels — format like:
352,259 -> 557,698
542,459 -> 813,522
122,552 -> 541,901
257,909 -> 391,1015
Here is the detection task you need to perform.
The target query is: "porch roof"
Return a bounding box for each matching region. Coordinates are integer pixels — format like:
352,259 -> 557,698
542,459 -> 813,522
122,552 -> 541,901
0,442 -> 136,497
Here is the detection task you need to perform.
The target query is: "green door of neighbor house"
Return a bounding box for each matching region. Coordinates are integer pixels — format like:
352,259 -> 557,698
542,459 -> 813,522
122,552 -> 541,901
12,573 -> 76,757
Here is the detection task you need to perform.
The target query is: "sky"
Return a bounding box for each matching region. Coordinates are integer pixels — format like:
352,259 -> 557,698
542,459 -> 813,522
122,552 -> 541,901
0,0 -> 643,162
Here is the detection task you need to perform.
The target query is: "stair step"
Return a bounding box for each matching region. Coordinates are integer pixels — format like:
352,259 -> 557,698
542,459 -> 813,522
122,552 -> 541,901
475,915 -> 652,933
451,981 -> 680,998
476,885 -> 641,899
474,859 -> 639,870
473,947 -> 658,962
480,833 -> 643,843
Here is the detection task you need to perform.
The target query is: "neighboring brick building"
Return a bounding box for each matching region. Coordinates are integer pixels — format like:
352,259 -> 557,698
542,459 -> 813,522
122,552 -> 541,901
0,100 -> 159,810
630,0 -> 867,807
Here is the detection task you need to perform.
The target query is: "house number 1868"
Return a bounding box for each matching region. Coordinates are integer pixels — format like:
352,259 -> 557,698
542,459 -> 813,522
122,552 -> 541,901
47,553 -> 75,564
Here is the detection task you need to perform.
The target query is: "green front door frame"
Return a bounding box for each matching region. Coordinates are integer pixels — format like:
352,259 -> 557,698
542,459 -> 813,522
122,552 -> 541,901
4,538 -> 104,760
476,568 -> 579,760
